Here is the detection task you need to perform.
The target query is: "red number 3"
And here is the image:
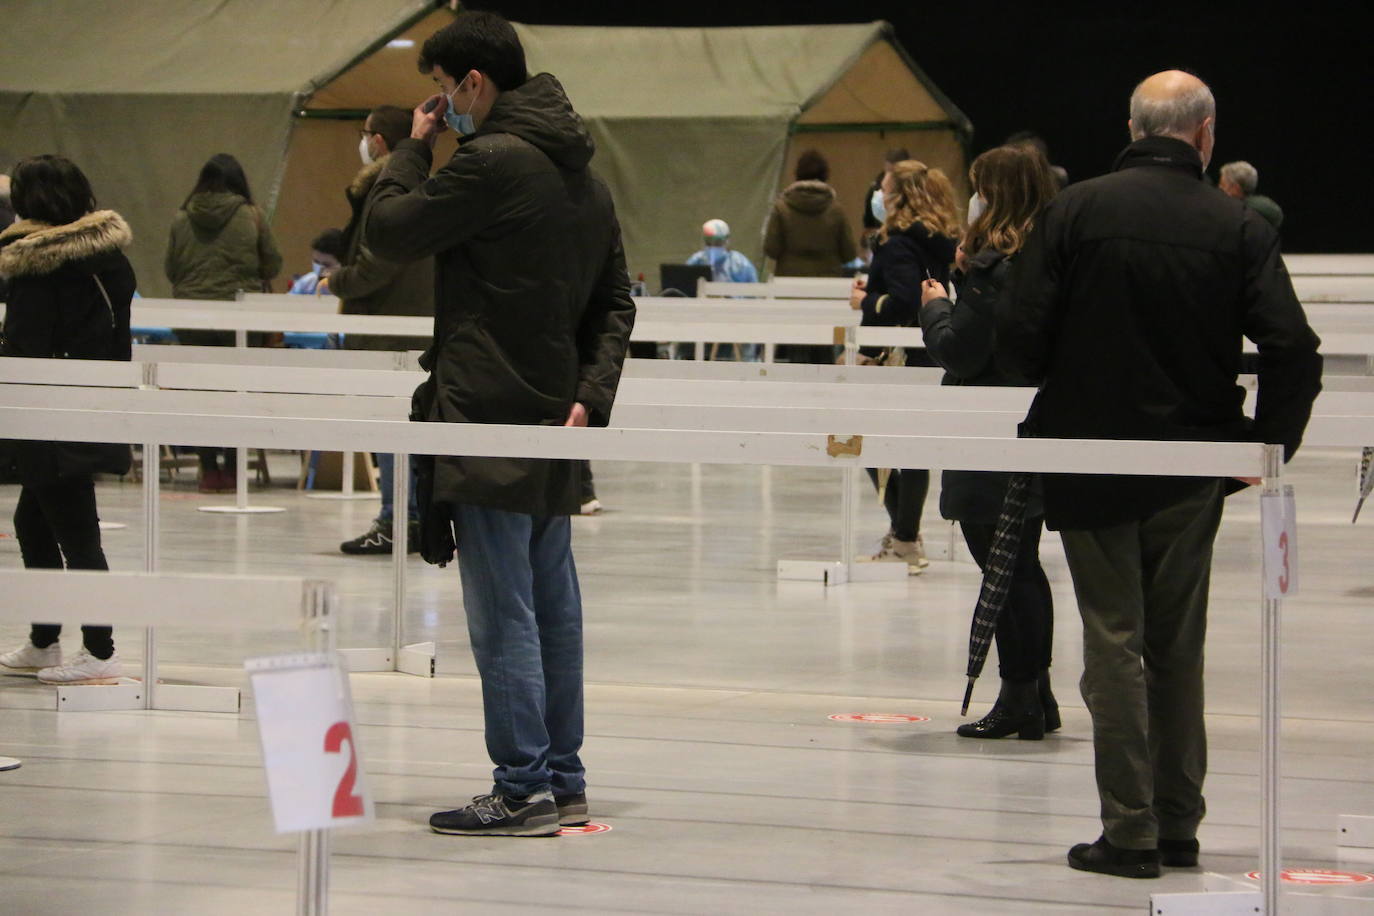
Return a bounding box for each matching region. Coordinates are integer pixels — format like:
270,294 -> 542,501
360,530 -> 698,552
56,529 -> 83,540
324,721 -> 364,818
1278,531 -> 1290,594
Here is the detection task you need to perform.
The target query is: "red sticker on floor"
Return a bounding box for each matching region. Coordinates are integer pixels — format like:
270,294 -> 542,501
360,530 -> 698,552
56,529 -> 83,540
560,823 -> 611,836
1246,868 -> 1374,885
828,714 -> 930,724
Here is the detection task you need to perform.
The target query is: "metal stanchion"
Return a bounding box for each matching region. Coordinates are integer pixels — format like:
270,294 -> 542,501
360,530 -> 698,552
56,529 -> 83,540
1260,442 -> 1284,915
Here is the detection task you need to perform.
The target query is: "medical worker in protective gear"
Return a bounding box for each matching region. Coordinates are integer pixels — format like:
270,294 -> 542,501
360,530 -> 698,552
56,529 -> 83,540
686,219 -> 758,284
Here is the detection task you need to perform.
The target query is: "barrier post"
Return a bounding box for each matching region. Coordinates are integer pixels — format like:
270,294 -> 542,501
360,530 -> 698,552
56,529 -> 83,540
143,435 -> 160,710
392,452 -> 409,664
298,580 -> 337,916
1260,442 -> 1285,915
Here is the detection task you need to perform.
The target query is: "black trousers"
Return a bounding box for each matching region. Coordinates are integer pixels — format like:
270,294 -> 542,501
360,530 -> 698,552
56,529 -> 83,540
866,468 -> 929,542
959,518 -> 1054,682
13,479 -> 115,658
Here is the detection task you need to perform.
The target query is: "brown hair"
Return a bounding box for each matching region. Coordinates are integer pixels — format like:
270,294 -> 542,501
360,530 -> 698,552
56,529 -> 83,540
964,145 -> 1059,257
795,149 -> 829,183
879,160 -> 960,243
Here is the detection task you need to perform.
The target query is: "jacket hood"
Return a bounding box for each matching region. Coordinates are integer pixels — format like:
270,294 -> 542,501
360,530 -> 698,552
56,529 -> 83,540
781,180 -> 835,214
480,73 -> 594,171
348,154 -> 389,202
1113,135 -> 1204,179
0,209 -> 132,279
185,191 -> 247,230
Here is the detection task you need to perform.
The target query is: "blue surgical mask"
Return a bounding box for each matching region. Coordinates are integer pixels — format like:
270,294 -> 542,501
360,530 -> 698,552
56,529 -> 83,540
705,245 -> 729,269
444,78 -> 477,137
871,188 -> 887,224
311,260 -> 327,277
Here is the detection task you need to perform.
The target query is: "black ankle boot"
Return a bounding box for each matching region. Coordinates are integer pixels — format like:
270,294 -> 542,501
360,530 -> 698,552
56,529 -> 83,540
956,678 -> 1045,740
1038,669 -> 1061,732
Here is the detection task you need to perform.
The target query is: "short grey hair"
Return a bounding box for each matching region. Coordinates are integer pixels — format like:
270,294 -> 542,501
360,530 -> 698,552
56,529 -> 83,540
1129,80 -> 1216,141
1220,161 -> 1258,195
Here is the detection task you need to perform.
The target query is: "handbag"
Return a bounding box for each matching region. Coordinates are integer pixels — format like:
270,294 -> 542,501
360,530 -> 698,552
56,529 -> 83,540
409,375 -> 456,567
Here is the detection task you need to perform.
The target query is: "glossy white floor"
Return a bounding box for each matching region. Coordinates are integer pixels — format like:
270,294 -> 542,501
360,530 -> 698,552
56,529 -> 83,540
2,448 -> 1372,914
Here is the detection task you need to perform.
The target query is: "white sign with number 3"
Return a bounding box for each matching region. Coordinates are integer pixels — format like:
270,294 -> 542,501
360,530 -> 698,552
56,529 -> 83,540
1261,485 -> 1299,599
247,652 -> 374,834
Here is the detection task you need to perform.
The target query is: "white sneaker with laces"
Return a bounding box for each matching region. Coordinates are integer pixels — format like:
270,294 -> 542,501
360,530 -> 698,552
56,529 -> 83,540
37,650 -> 121,685
0,641 -> 62,674
579,498 -> 603,516
858,533 -> 928,575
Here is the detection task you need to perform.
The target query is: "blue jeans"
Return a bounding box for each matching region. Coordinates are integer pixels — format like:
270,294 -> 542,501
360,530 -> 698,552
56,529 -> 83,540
376,453 -> 418,524
452,503 -> 585,797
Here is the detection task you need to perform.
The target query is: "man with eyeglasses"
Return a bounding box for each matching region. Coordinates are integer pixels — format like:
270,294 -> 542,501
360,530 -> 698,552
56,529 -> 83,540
326,105 -> 434,556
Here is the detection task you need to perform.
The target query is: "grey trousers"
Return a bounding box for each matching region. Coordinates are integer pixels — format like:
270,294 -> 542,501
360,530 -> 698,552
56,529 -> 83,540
1059,481 -> 1224,849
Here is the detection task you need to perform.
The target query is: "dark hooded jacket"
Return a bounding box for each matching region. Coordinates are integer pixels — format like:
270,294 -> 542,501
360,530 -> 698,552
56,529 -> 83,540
919,247 -> 1042,522
331,155 -> 434,352
763,180 -> 857,277
0,210 -> 136,482
998,136 -> 1322,530
165,191 -> 282,301
366,73 -> 635,518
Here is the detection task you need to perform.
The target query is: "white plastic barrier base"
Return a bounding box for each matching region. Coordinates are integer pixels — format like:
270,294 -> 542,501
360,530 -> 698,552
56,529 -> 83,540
1339,815 -> 1374,848
1150,890 -> 1262,915
0,757 -> 20,772
339,641 -> 435,678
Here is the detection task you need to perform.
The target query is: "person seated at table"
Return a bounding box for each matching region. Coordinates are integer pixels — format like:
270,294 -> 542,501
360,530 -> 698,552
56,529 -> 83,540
288,228 -> 344,295
686,218 -> 760,360
0,154 -> 135,685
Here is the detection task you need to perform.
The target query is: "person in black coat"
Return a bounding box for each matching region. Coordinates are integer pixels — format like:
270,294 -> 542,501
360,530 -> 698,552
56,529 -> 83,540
849,159 -> 960,572
0,155 -> 135,686
364,12 -> 635,838
918,145 -> 1061,739
998,71 -> 1322,878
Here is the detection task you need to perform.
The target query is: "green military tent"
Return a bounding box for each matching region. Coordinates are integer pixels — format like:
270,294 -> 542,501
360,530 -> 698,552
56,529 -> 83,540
2,2 -> 972,295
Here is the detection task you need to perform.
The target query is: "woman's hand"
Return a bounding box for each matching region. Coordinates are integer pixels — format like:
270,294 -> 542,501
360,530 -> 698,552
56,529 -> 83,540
849,277 -> 867,311
920,277 -> 948,306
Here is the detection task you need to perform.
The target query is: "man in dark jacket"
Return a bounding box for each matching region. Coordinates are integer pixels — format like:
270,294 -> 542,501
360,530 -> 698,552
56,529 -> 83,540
366,12 -> 635,838
999,71 -> 1321,877
326,104 -> 435,556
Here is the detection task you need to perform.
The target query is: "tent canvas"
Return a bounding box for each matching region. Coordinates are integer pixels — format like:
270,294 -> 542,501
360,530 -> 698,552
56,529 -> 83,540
3,6 -> 971,297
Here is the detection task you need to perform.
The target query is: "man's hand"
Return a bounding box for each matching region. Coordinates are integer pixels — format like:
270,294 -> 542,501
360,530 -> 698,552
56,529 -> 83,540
921,277 -> 948,306
412,94 -> 448,146
564,402 -> 589,427
315,276 -> 329,295
848,277 -> 867,311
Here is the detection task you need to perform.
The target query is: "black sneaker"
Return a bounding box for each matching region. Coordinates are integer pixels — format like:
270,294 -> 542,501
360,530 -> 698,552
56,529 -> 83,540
1159,837 -> 1200,867
555,792 -> 589,827
429,790 -> 560,837
1067,835 -> 1161,878
340,521 -> 394,555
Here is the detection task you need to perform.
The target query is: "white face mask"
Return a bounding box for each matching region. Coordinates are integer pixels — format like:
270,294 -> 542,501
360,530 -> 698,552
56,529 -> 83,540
358,135 -> 374,166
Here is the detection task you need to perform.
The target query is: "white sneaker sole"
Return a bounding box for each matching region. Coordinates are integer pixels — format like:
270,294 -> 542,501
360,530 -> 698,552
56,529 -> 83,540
37,675 -> 121,686
430,818 -> 561,837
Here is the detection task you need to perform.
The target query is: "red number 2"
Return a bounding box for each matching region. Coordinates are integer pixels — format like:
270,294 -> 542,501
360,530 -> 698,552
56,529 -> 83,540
1278,531 -> 1290,594
324,721 -> 364,818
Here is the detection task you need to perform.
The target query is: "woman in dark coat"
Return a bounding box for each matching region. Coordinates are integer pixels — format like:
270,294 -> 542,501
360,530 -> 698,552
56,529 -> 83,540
849,159 -> 961,573
918,144 -> 1060,738
0,155 -> 135,685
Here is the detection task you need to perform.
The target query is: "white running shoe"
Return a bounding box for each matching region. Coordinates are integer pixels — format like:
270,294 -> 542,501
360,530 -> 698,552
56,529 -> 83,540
0,641 -> 61,674
37,650 -> 121,685
857,533 -> 928,575
579,498 -> 603,516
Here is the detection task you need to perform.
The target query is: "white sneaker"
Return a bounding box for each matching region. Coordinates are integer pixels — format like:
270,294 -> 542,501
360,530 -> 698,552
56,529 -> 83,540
579,498 -> 603,516
37,650 -> 122,685
858,534 -> 928,575
0,641 -> 61,674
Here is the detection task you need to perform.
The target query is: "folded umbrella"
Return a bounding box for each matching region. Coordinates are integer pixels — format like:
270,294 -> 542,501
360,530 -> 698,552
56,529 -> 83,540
962,472 -> 1032,715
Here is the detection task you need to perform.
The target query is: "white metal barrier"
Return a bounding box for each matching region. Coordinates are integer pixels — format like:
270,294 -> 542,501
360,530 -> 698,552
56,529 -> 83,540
0,380 -> 1296,914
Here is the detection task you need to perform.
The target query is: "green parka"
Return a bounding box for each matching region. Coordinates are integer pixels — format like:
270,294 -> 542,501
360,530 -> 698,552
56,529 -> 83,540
164,191 -> 282,301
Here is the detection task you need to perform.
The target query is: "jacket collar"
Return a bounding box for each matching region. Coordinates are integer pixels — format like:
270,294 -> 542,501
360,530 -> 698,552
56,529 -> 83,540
1112,135 -> 1204,179
0,210 -> 131,280
348,154 -> 389,202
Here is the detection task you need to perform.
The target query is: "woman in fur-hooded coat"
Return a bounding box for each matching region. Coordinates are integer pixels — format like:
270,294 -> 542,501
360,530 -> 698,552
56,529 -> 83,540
0,154 -> 135,684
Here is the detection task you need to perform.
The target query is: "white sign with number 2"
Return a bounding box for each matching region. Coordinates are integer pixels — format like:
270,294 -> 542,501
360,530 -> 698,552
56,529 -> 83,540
247,652 -> 374,834
1261,485 -> 1299,600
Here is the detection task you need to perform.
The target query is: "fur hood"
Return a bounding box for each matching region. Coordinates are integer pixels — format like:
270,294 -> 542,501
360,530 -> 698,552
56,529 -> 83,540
348,155 -> 389,201
780,180 -> 836,215
0,210 -> 132,279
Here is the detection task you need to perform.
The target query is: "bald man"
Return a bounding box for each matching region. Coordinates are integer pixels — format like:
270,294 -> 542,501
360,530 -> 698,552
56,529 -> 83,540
999,71 -> 1322,877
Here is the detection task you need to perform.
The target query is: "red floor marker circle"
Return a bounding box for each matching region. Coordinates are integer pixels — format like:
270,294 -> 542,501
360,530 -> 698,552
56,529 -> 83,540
828,713 -> 930,724
560,822 -> 611,836
1246,868 -> 1374,885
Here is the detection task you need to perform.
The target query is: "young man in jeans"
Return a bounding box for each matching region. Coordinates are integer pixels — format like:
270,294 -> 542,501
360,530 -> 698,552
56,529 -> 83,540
366,12 -> 634,836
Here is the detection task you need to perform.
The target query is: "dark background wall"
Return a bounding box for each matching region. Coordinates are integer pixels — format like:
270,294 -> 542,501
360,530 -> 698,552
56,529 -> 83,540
477,1 -> 1372,253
